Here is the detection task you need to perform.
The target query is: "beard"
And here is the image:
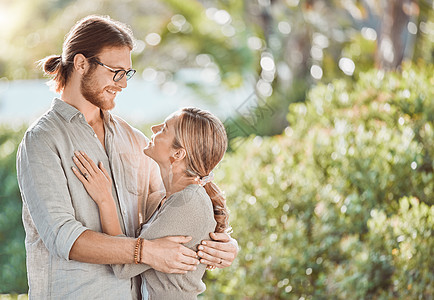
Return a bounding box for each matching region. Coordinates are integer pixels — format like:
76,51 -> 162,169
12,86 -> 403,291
80,68 -> 116,111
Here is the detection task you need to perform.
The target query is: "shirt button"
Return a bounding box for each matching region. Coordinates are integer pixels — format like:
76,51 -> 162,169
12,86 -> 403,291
79,114 -> 82,118
123,210 -> 127,215
94,133 -> 97,138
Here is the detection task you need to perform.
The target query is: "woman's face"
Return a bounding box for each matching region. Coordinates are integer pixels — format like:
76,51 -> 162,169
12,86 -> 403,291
143,114 -> 179,165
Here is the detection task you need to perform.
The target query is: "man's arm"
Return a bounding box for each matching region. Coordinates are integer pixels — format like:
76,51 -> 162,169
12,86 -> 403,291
17,130 -> 88,261
109,235 -> 198,279
69,230 -> 135,264
17,130 -> 198,270
69,230 -> 198,272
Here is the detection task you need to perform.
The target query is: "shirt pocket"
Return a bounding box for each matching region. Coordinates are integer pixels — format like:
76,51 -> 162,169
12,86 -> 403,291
119,153 -> 146,196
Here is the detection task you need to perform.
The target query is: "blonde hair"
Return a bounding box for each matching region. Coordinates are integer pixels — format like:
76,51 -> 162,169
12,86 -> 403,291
173,107 -> 230,233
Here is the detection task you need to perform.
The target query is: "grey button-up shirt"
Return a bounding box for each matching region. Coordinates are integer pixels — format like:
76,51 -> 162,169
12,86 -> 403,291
17,98 -> 164,300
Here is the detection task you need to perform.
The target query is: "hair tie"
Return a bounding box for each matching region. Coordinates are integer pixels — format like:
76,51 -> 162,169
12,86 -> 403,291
59,54 -> 65,64
196,171 -> 214,186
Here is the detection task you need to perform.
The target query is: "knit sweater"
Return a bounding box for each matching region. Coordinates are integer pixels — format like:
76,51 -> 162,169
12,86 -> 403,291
112,184 -> 217,300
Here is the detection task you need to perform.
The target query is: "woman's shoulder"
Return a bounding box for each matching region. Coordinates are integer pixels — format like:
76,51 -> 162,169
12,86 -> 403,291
167,184 -> 207,201
182,184 -> 208,197
163,185 -> 212,213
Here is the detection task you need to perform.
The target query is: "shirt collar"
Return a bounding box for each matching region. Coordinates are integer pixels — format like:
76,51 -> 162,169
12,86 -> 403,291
101,109 -> 114,125
51,97 -> 114,126
102,109 -> 115,134
51,98 -> 81,122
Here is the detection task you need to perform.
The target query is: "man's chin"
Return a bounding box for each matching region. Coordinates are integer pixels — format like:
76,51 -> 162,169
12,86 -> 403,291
99,96 -> 116,110
101,103 -> 115,111
92,99 -> 115,111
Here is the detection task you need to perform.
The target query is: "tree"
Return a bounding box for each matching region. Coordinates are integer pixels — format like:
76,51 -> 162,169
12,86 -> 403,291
1,0 -> 431,138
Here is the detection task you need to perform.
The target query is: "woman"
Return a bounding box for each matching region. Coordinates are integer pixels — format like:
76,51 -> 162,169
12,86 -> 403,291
72,107 -> 230,299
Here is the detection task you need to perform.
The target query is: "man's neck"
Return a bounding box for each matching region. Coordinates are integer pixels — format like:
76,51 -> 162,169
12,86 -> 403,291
61,85 -> 102,126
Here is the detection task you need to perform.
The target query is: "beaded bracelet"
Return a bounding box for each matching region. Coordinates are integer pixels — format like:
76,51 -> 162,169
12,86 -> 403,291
134,237 -> 142,264
138,238 -> 143,263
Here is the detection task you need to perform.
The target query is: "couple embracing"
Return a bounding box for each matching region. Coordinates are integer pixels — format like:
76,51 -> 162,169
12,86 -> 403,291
17,15 -> 238,300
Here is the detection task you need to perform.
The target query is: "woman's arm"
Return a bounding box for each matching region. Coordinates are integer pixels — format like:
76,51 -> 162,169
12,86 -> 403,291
95,201 -> 123,236
71,151 -> 200,275
72,151 -> 122,235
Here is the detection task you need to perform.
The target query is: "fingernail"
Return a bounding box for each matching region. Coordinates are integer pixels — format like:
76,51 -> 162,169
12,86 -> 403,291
71,166 -> 76,171
198,245 -> 204,250
202,241 -> 207,245
80,151 -> 85,155
74,151 -> 79,155
73,156 -> 77,161
198,251 -> 203,256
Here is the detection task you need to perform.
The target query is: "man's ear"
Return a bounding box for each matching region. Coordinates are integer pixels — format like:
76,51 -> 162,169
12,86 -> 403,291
173,148 -> 186,161
73,53 -> 88,75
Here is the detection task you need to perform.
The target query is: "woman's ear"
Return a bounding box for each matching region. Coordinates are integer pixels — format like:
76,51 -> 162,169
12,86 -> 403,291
73,53 -> 88,75
173,148 -> 186,161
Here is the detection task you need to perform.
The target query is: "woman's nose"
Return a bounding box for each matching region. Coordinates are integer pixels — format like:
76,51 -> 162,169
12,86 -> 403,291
151,124 -> 161,133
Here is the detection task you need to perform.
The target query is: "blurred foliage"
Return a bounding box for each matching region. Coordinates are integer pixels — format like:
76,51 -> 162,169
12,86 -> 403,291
1,0 -> 433,136
0,295 -> 27,300
203,63 -> 433,299
0,125 -> 27,293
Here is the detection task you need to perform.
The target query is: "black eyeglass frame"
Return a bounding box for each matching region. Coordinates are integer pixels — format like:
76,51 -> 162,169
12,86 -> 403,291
92,58 -> 136,82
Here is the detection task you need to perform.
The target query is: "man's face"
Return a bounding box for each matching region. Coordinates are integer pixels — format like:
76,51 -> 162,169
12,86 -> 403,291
80,46 -> 132,110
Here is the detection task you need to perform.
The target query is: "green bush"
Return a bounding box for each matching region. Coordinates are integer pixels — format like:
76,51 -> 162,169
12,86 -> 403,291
203,63 -> 433,299
0,125 -> 27,293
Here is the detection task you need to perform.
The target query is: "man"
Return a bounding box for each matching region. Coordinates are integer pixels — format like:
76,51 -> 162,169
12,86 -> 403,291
17,15 -> 238,299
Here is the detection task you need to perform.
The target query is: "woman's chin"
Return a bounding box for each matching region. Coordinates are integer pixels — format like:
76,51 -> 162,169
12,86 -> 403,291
143,147 -> 153,157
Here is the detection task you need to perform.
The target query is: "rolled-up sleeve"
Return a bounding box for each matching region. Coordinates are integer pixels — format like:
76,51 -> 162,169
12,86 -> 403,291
17,129 -> 88,260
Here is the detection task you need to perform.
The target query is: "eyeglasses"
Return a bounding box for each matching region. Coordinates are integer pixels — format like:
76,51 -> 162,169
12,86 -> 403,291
92,58 -> 136,82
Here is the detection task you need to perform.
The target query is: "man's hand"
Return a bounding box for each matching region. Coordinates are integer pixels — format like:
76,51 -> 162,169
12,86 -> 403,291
141,236 -> 200,274
197,232 -> 239,269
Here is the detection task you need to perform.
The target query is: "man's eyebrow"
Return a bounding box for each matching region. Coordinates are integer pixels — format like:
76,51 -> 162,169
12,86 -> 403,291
105,62 -> 132,70
114,65 -> 133,70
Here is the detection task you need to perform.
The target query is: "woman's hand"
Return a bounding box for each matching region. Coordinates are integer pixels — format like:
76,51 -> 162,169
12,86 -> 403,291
72,151 -> 122,236
71,151 -> 113,206
197,232 -> 239,270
